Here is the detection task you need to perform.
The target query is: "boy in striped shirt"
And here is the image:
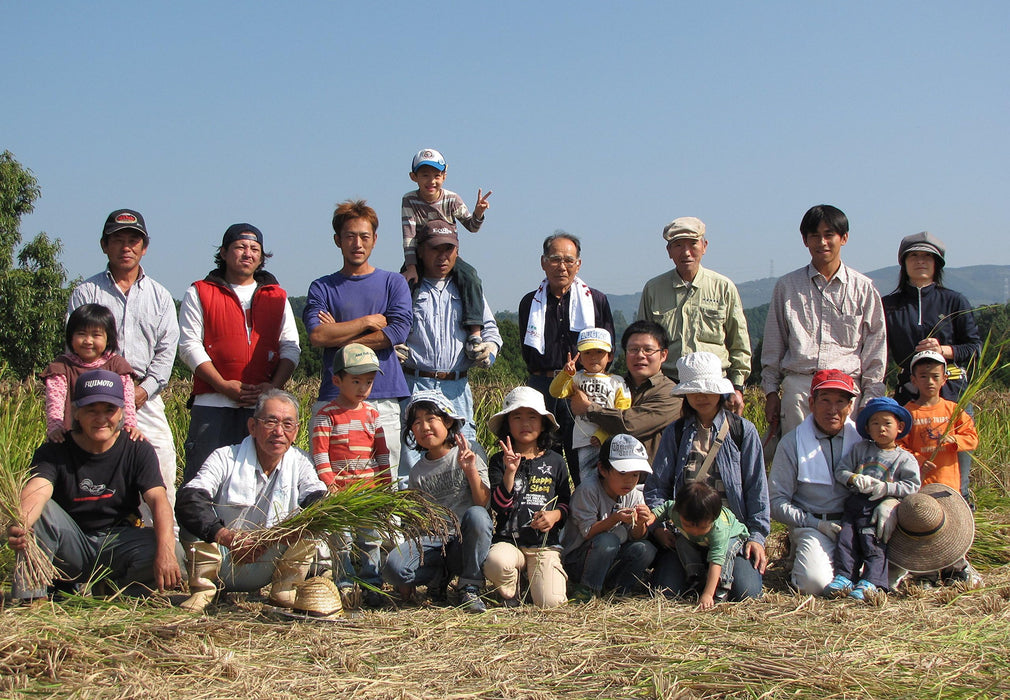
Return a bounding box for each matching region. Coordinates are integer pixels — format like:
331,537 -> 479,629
310,343 -> 390,605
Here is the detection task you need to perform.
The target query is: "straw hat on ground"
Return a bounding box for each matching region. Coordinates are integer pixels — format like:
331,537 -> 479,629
887,484 -> 974,573
292,576 -> 344,618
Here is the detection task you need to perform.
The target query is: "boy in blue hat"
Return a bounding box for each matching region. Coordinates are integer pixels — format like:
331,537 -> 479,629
825,397 -> 921,599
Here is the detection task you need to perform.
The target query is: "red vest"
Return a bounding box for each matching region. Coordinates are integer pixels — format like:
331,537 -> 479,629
192,277 -> 287,395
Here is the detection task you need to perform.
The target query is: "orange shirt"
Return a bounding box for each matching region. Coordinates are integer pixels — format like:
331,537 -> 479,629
899,398 -> 978,490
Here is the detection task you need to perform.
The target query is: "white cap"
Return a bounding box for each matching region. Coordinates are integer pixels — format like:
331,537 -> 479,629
577,327 -> 612,353
604,434 -> 653,474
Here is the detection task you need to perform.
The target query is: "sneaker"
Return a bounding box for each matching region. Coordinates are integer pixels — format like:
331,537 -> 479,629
849,579 -> 877,601
459,585 -> 486,614
946,562 -> 984,588
362,587 -> 387,608
713,586 -> 731,603
499,593 -> 522,608
824,574 -> 853,598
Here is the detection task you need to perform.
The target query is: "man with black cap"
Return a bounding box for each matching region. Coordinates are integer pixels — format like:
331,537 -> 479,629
178,223 -> 300,483
69,209 -> 181,512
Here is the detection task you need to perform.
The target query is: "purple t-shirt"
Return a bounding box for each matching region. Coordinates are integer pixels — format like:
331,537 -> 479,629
303,268 -> 412,402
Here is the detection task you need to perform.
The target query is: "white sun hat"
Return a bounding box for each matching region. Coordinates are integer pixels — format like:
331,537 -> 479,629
488,386 -> 560,437
670,352 -> 734,395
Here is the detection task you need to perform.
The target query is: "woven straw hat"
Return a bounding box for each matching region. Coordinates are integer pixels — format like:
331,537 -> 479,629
292,576 -> 344,617
887,484 -> 974,573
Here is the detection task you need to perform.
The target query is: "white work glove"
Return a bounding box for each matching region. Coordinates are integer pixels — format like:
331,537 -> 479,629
871,498 -> 900,542
394,344 -> 410,364
868,480 -> 889,501
816,519 -> 842,541
465,336 -> 494,366
851,474 -> 881,495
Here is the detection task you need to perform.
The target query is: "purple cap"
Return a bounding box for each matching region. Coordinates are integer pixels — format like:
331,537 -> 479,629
74,370 -> 124,408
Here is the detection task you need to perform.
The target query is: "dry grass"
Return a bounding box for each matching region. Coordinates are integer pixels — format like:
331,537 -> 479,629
2,566 -> 1010,699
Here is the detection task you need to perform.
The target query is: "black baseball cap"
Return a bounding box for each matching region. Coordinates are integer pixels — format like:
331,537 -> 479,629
103,209 -> 149,240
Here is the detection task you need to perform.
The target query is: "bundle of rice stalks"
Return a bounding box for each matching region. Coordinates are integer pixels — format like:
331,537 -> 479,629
0,379 -> 60,593
239,479 -> 458,553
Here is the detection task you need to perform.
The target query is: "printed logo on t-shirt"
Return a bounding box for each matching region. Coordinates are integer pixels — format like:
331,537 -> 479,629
75,478 -> 116,502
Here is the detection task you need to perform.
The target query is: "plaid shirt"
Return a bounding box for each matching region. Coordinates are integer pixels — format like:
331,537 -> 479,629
761,262 -> 886,400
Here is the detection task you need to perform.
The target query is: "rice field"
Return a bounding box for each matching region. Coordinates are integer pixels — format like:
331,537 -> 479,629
2,377 -> 1010,698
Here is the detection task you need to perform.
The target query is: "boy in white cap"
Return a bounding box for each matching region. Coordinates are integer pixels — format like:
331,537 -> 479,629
562,434 -> 657,601
550,327 -> 631,485
310,343 -> 391,606
401,148 -> 492,351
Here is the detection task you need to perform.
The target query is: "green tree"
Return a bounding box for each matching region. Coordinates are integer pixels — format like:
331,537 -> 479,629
0,151 -> 71,378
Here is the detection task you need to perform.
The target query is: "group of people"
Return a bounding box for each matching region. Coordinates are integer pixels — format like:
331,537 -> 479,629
5,148 -> 982,613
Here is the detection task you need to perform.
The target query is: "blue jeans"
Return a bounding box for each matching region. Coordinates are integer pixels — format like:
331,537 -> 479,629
399,376 -> 487,476
13,501 -> 160,599
564,532 -> 657,594
383,506 -> 492,589
183,405 -> 254,483
652,545 -> 763,600
675,534 -> 746,591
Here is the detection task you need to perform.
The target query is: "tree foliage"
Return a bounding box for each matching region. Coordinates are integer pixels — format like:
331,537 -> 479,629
0,151 -> 71,378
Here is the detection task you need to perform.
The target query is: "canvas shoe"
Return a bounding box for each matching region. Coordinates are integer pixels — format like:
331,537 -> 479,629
824,574 -> 853,598
568,584 -> 596,604
849,579 -> 877,601
459,585 -> 487,614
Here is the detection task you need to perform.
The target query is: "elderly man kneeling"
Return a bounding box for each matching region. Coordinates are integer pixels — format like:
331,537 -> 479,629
175,389 -> 327,611
768,369 -> 898,595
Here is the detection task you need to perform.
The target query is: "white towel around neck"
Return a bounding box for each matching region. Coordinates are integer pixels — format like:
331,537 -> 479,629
522,276 -> 596,354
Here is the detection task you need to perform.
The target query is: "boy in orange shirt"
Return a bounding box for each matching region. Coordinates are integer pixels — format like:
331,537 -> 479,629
899,350 -> 978,493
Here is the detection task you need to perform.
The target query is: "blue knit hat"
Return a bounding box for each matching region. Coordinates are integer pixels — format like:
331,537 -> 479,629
856,397 -> 912,440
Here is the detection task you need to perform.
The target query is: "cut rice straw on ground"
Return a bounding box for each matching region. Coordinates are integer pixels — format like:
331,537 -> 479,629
239,479 -> 458,554
0,380 -> 60,593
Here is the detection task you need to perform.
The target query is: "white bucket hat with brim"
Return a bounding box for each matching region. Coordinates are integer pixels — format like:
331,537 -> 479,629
402,388 -> 467,431
670,352 -> 734,395
887,483 -> 975,573
488,386 -> 560,437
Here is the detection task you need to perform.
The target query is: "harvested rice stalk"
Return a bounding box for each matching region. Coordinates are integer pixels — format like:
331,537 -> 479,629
0,380 -> 60,592
239,479 -> 458,553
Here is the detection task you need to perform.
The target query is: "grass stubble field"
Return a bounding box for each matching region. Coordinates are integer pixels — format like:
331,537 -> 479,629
1,378 -> 1009,699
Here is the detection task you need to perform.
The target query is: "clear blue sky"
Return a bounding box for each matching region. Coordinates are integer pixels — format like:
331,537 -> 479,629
5,2 -> 1009,311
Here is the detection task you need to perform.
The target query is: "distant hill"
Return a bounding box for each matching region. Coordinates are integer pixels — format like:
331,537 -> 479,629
598,265 -> 1010,322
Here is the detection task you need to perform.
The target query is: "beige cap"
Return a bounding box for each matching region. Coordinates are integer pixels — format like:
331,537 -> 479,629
662,217 -> 706,242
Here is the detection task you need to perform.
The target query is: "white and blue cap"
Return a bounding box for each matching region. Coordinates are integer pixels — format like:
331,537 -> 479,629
577,327 -> 612,353
403,388 -> 466,430
602,434 -> 653,474
411,148 -> 446,172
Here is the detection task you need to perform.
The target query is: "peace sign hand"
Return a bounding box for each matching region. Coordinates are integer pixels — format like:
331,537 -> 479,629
498,436 -> 521,475
474,188 -> 493,219
563,352 -> 580,376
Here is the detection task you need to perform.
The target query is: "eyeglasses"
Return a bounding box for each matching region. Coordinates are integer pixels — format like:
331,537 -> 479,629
544,254 -> 580,267
625,346 -> 663,357
255,417 -> 299,432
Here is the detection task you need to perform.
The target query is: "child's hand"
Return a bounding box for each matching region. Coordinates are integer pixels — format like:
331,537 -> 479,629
867,480 -> 889,501
941,434 -> 958,447
613,507 -> 636,526
47,427 -> 66,443
697,592 -> 716,611
634,504 -> 655,527
589,436 -> 601,448
327,482 -> 341,495
474,189 -> 492,219
402,264 -> 418,285
563,352 -> 580,376
653,525 -> 676,549
124,426 -> 147,442
456,433 -> 477,475
922,460 -> 938,476
851,474 -> 881,495
531,509 -> 562,532
498,437 -> 521,475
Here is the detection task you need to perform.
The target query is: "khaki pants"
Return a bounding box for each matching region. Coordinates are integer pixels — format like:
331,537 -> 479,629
484,542 -> 567,608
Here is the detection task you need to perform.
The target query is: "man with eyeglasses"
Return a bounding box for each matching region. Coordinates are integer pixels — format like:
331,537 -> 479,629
178,223 -> 300,484
175,389 -> 327,612
762,205 -> 886,440
637,217 -> 751,415
569,321 -> 682,463
519,232 -> 614,475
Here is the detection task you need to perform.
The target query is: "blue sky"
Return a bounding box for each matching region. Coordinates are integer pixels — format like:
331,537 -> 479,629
5,2 -> 1009,311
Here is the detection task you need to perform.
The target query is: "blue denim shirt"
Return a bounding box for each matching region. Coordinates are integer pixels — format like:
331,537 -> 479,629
644,409 -> 770,546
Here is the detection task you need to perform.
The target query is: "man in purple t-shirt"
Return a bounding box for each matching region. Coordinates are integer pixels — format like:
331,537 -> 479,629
303,200 -> 412,485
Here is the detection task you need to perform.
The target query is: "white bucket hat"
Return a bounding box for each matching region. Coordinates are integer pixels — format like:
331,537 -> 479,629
488,386 -> 560,437
670,352 -> 733,395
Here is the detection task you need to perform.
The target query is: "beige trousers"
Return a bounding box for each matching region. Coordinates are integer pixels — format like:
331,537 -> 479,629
484,542 -> 568,608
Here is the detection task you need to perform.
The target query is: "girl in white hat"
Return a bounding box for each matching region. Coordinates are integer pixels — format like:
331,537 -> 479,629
645,352 -> 770,601
483,387 -> 571,608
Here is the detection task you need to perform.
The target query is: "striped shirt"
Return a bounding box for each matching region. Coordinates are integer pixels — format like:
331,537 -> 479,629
69,267 -> 180,399
401,188 -> 483,266
761,263 -> 886,399
310,401 -> 390,489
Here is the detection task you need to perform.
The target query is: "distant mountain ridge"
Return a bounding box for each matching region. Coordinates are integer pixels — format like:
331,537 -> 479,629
604,265 -> 1010,321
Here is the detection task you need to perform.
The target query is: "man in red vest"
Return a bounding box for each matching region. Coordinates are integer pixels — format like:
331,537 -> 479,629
178,223 -> 301,483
